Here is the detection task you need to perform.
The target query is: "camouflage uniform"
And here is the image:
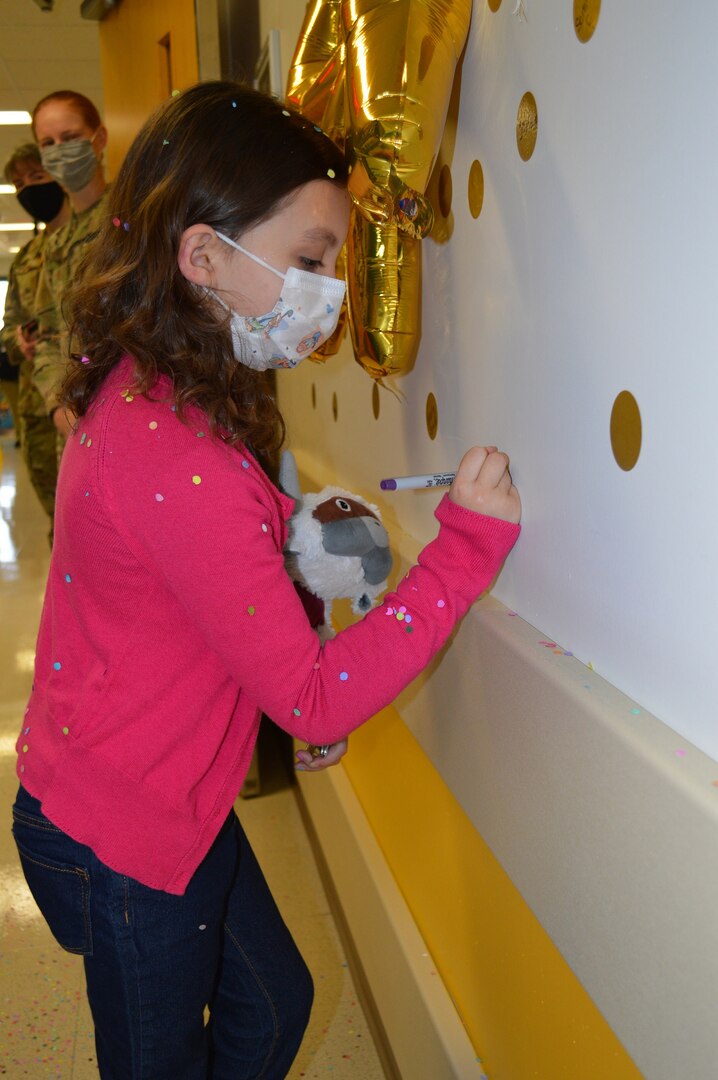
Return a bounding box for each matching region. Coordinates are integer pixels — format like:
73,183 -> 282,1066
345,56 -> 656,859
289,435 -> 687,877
32,188 -> 111,437
0,232 -> 58,522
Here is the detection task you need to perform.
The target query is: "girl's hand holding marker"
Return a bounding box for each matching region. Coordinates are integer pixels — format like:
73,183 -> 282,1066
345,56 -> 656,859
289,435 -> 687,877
381,446 -> 521,526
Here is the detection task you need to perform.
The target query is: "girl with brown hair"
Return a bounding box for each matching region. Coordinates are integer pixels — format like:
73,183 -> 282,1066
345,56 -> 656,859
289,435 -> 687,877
12,81 -> 520,1078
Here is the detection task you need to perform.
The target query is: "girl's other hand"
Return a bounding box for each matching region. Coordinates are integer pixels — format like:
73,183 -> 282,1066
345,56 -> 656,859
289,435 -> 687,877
295,739 -> 348,772
449,446 -> 521,524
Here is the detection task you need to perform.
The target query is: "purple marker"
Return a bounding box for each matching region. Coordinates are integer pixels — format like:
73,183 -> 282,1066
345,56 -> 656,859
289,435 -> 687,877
380,472 -> 456,491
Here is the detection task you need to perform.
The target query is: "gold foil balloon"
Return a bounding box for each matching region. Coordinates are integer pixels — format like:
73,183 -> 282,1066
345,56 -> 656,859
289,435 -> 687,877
287,0 -> 472,382
346,214 -> 421,379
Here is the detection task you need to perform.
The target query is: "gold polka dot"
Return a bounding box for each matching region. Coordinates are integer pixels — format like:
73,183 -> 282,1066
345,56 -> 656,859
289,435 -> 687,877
438,164 -> 453,219
192,475 -> 202,485
574,0 -> 601,43
610,391 -> 642,471
516,92 -> 538,161
372,382 -> 380,420
332,393 -> 338,422
468,160 -> 484,219
488,0 -> 502,10
426,393 -> 438,441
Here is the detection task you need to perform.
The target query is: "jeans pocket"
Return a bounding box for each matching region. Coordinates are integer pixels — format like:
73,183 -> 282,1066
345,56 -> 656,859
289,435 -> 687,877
12,812 -> 93,956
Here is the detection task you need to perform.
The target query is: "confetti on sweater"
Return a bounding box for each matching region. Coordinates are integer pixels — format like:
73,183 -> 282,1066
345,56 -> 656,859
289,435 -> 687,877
192,475 -> 202,485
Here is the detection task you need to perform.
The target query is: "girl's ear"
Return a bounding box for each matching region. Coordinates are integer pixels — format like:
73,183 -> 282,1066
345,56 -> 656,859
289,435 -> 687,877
178,225 -> 221,287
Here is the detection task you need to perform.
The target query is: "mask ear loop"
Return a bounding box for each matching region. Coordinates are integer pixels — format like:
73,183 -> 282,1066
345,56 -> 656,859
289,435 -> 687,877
215,231 -> 286,281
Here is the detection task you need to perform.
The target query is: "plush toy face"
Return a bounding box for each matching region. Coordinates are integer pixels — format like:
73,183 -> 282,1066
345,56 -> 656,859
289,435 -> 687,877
312,495 -> 391,585
279,450 -> 393,618
285,486 -> 392,614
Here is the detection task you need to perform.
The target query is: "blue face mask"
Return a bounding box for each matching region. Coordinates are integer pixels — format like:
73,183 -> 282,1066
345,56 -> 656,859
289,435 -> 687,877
213,231 -> 346,370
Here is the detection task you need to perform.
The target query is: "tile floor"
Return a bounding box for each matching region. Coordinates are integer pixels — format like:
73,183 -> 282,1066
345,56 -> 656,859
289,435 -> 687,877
0,429 -> 385,1079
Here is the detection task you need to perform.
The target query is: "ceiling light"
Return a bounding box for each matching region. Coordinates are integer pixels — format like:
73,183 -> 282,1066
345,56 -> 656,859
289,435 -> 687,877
0,223 -> 43,232
0,185 -> 17,195
8,246 -> 21,254
0,112 -> 32,125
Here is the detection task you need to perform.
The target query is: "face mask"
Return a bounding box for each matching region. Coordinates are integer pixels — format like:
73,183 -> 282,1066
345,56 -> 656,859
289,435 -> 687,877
40,133 -> 99,193
16,180 -> 65,223
214,231 -> 346,371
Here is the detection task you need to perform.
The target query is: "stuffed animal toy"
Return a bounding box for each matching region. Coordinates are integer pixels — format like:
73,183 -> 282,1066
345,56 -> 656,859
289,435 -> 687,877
279,450 -> 392,637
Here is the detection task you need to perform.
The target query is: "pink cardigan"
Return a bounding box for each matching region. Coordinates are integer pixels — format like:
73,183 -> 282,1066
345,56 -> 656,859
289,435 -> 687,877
17,357 -> 520,894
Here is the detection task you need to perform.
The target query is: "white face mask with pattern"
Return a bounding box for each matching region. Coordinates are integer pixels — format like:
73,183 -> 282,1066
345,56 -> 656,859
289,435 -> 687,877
213,230 -> 346,371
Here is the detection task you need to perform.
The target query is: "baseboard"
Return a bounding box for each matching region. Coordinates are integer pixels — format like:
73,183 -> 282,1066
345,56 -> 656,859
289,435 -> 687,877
294,759 -> 487,1080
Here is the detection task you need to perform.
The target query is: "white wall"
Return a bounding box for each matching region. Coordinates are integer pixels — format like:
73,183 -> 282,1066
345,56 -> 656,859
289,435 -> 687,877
276,0 -> 718,764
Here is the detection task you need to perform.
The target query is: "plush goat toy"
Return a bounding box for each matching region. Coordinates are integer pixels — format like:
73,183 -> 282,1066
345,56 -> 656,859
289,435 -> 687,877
279,450 -> 392,637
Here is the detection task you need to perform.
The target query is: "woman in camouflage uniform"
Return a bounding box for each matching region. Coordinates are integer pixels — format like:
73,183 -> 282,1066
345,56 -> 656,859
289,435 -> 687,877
0,144 -> 70,538
30,91 -> 110,448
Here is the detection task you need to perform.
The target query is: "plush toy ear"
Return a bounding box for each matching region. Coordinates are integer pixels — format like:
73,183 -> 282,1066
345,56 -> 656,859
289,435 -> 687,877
279,450 -> 302,500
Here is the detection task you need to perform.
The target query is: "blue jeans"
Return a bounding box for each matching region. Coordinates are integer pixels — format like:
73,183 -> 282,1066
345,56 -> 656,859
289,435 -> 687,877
12,785 -> 313,1079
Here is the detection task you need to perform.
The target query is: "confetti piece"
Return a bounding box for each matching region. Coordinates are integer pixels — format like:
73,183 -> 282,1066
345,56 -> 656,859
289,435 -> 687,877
675,749 -> 686,757
197,431 -> 205,438
80,355 -> 90,364
261,523 -> 268,532
232,101 -> 237,108
86,438 -> 92,447
327,168 -> 336,178
22,744 -> 28,753
247,606 -> 255,616
65,574 -> 72,583
53,662 -> 61,671
282,109 -> 291,116
293,707 -> 301,716
171,89 -> 181,97
155,493 -> 164,502
437,599 -> 446,608
112,217 -> 121,228
149,421 -> 158,430
123,221 -> 130,231
192,475 -> 202,485
630,708 -> 641,715
241,459 -> 250,469
80,433 -> 86,445
339,672 -> 348,681
62,727 -> 69,736
162,139 -> 170,145
125,394 -> 134,402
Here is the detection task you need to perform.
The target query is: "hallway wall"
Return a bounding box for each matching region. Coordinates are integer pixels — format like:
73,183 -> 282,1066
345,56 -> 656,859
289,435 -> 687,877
98,0 -> 199,176
268,2 -> 718,1078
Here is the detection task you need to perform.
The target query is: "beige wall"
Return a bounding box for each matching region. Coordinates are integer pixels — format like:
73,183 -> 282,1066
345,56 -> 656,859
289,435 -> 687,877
98,0 -> 199,177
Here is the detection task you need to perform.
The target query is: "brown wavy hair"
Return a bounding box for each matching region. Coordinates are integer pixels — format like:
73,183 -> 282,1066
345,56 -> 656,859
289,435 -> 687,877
62,81 -> 348,455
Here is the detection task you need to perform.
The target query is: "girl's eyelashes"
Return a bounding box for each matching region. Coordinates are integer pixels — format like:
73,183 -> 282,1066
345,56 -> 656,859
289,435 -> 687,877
299,256 -> 324,270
